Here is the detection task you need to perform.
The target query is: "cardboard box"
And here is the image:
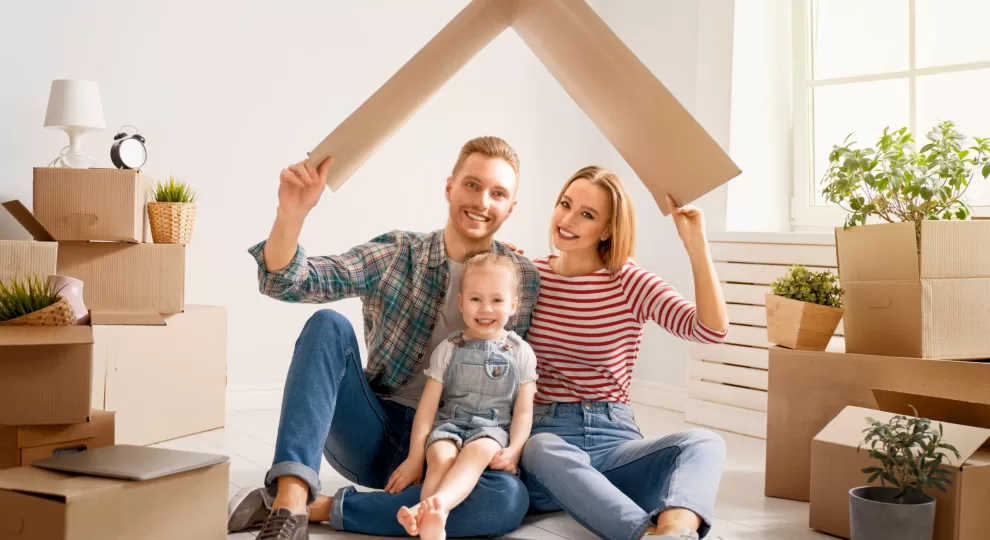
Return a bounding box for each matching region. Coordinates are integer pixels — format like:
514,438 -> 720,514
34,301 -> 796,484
0,459 -> 228,539
765,347 -> 990,502
306,0 -> 741,214
0,410 -> 115,470
57,242 -> 184,314
3,200 -> 184,314
33,167 -> 149,243
810,391 -> 990,540
91,305 -> 227,446
0,326 -> 94,426
0,240 -> 57,286
836,221 -> 990,360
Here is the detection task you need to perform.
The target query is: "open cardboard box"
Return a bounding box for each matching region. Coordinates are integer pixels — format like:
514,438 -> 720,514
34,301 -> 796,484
0,311 -> 165,426
2,200 -> 183,314
810,389 -> 990,540
836,220 -> 990,360
32,167 -> 150,243
765,347 -> 990,502
0,457 -> 228,539
0,410 -> 115,470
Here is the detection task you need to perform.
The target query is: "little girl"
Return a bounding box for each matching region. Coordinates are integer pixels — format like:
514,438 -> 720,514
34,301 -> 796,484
386,252 -> 538,540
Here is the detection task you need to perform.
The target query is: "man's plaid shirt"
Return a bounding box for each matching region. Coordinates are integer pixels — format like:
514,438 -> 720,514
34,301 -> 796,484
249,229 -> 540,397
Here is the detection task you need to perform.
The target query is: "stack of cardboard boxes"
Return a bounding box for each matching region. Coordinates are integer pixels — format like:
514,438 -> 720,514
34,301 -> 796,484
765,220 -> 990,540
0,167 -> 229,538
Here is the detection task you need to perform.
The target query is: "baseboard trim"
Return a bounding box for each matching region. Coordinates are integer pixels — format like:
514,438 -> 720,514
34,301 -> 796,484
629,380 -> 688,413
227,387 -> 284,411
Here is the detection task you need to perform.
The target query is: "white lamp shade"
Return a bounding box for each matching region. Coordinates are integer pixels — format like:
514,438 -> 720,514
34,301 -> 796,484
44,79 -> 106,130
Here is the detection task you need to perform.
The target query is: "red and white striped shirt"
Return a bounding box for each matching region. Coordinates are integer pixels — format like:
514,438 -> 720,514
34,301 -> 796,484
528,257 -> 727,405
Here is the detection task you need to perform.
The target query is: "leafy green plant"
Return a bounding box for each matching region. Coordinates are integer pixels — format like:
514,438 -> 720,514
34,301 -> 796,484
820,120 -> 990,232
0,275 -> 64,322
151,175 -> 197,203
770,265 -> 843,308
859,406 -> 961,502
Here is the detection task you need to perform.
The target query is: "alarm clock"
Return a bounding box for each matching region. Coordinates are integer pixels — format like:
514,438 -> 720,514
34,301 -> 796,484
110,125 -> 147,169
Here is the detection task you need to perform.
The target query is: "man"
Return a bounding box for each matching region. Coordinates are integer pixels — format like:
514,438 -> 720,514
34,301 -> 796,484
229,136 -> 540,539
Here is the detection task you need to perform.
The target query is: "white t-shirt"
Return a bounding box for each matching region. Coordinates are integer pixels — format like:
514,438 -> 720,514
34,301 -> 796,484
423,331 -> 539,385
385,260 -> 466,408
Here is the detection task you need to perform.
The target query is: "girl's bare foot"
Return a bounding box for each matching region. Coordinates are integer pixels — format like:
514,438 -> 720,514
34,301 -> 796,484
397,504 -> 420,536
418,497 -> 448,540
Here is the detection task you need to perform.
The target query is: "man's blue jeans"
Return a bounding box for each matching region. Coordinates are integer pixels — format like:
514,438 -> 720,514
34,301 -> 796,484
520,402 -> 725,540
265,309 -> 528,536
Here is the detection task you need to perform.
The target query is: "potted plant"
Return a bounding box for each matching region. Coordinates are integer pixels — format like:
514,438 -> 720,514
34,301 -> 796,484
766,265 -> 844,350
850,407 -> 961,540
821,119 -> 990,246
147,175 -> 197,244
0,275 -> 76,326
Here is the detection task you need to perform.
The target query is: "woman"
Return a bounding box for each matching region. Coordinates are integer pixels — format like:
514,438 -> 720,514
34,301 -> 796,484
519,166 -> 729,540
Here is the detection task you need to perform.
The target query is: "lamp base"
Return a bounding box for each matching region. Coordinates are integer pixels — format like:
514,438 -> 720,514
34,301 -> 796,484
60,148 -> 97,168
53,126 -> 98,169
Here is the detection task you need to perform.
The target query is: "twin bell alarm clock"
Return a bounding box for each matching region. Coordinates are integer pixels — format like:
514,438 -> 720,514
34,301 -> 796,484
110,125 -> 147,169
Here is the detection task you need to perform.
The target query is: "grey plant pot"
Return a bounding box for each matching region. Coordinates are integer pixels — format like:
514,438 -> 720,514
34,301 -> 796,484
849,486 -> 936,540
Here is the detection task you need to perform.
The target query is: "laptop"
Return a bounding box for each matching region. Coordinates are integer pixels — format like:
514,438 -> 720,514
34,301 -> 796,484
31,444 -> 230,481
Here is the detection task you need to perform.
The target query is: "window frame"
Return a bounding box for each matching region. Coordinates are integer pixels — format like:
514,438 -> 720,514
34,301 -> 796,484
790,0 -> 990,232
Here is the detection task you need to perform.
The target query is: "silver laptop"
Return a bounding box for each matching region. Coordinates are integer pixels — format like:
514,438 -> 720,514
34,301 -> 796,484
31,444 -> 230,481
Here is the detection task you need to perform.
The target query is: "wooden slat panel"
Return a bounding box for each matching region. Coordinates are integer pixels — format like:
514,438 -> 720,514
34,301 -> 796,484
726,303 -> 844,335
715,262 -> 837,285
690,359 -> 767,390
688,380 -> 767,411
725,324 -> 846,352
723,284 -> 769,306
691,343 -> 769,369
685,398 -> 767,439
726,324 -> 771,347
726,304 -> 767,326
711,242 -> 838,267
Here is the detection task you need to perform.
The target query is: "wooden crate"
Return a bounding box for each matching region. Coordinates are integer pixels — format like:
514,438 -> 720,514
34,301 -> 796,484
684,232 -> 844,439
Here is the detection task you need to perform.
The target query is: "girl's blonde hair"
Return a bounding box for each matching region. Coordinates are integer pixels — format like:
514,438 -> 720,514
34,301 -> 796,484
463,252 -> 520,297
550,165 -> 635,276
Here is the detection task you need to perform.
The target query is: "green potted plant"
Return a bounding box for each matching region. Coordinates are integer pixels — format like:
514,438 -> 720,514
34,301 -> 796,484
766,265 -> 844,351
850,407 -> 960,540
0,275 -> 76,326
821,119 -> 990,245
148,175 -> 197,244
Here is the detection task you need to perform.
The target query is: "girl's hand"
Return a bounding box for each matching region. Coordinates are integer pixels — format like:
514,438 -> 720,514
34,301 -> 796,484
385,457 -> 424,494
489,446 -> 523,475
666,194 -> 707,253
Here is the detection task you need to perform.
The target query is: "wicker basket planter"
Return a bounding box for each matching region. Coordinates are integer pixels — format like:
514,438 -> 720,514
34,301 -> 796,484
0,296 -> 77,326
148,202 -> 196,244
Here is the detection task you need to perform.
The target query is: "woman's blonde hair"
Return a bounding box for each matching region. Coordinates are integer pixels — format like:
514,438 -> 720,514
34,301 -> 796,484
550,165 -> 635,276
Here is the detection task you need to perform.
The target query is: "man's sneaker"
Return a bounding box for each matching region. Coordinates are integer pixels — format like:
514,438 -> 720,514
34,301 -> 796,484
227,486 -> 274,532
644,531 -> 723,540
258,507 -> 309,540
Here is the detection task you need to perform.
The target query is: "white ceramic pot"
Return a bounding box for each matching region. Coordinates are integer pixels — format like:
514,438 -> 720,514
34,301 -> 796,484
47,275 -> 88,325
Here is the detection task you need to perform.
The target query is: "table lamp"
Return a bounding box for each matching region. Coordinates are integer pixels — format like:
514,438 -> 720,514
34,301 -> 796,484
44,79 -> 106,168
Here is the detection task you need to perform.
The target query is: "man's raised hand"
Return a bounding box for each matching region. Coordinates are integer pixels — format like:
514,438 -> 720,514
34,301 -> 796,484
277,156 -> 332,222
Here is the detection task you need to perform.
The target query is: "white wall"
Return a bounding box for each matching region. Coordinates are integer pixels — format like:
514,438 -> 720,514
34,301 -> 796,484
0,0 -> 735,407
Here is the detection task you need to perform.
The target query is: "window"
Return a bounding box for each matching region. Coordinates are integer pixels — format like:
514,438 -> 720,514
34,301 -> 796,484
791,0 -> 990,230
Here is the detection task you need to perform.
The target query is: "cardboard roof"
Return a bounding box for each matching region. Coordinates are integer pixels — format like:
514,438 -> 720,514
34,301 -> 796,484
306,0 -> 741,215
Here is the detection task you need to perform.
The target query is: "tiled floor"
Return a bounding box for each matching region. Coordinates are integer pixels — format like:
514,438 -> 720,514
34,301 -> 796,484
151,404 -> 831,540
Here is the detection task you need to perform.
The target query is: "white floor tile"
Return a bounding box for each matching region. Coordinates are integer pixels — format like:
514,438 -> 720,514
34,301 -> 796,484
210,403 -> 834,540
